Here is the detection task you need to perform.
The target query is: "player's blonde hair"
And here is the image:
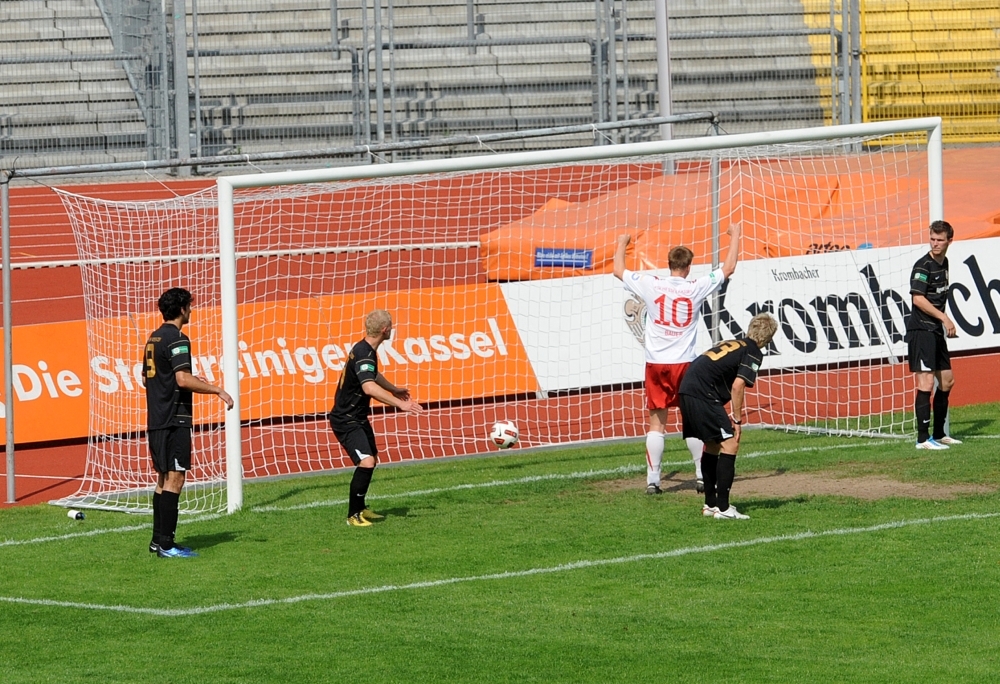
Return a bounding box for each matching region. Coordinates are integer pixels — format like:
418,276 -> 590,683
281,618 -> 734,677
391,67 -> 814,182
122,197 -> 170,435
365,309 -> 392,336
668,246 -> 694,271
746,313 -> 778,347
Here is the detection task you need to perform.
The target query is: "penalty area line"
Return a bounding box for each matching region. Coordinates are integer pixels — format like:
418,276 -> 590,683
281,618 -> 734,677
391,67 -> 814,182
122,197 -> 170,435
0,511 -> 996,617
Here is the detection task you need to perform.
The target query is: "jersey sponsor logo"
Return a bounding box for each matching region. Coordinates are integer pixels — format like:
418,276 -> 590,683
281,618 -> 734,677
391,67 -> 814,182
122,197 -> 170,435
751,362 -> 759,371
359,362 -> 376,373
171,345 -> 189,356
629,272 -> 641,282
709,271 -> 719,284
915,272 -> 928,282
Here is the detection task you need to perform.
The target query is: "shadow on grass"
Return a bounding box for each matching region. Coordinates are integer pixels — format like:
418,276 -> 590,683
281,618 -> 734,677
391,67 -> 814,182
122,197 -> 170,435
250,481 -> 344,509
177,530 -> 238,550
737,496 -> 810,513
952,418 -> 994,436
660,470 -> 699,493
374,506 -> 412,518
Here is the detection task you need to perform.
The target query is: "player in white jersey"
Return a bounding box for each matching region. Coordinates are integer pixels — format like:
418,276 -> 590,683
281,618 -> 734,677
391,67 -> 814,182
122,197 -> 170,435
613,223 -> 742,494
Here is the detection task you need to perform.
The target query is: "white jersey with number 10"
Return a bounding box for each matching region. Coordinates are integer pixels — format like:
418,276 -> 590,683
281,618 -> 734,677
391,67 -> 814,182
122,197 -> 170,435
622,267 -> 726,364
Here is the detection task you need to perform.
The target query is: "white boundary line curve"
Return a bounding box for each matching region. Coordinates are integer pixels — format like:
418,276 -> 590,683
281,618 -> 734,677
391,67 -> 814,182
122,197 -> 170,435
0,511 -> 995,617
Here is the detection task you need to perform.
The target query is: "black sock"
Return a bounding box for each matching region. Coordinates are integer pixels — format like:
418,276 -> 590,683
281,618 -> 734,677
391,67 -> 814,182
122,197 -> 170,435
932,389 -> 950,440
915,390 -> 932,442
716,453 -> 737,511
701,452 -> 719,509
152,491 -> 162,545
160,490 -> 180,549
348,466 -> 375,517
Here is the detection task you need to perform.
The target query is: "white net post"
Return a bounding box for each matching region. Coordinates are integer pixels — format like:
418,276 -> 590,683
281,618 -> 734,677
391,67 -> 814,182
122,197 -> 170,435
218,180 -> 243,513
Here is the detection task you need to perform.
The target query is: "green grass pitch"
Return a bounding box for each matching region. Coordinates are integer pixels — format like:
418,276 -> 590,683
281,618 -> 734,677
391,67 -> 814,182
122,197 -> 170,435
2,403 -> 999,683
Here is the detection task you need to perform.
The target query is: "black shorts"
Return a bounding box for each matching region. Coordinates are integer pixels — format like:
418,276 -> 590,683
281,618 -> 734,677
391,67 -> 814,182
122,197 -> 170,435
907,329 -> 951,373
332,421 -> 378,465
679,394 -> 736,445
147,427 -> 192,474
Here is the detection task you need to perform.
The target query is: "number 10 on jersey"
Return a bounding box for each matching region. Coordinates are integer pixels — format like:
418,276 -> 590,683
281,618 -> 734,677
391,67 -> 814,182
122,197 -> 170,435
653,295 -> 695,328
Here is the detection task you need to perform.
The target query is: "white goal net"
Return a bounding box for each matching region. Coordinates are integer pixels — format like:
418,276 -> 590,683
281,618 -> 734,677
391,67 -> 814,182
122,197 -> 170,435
52,119 -> 943,514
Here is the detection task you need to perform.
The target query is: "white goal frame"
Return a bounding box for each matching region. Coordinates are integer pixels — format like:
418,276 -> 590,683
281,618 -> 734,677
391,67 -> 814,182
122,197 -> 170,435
216,118 -> 943,512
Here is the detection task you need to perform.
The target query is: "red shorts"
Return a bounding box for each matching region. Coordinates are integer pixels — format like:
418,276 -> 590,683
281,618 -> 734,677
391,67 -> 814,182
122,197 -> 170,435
644,362 -> 690,410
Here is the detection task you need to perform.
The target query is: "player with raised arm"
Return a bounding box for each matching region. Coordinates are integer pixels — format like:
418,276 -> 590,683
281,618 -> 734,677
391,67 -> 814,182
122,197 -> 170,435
143,288 -> 234,558
329,309 -> 424,527
906,220 -> 961,450
678,313 -> 778,520
613,222 -> 742,495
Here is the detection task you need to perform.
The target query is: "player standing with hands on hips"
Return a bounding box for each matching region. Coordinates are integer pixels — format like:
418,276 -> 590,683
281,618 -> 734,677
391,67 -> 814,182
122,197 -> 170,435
143,288 -> 234,558
679,313 -> 778,520
906,220 -> 961,450
613,222 -> 742,495
329,309 -> 424,527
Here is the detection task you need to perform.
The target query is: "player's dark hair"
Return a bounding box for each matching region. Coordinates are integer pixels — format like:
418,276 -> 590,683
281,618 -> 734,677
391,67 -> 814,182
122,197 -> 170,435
158,288 -> 192,321
929,220 -> 954,240
668,246 -> 694,271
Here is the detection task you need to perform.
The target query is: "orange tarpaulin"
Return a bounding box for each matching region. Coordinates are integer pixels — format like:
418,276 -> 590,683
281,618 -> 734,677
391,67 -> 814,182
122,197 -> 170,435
481,162 -> 928,281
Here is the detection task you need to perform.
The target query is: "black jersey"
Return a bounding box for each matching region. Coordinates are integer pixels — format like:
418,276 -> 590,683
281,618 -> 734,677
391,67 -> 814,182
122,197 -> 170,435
143,323 -> 193,430
328,339 -> 379,430
678,338 -> 764,405
906,252 -> 949,334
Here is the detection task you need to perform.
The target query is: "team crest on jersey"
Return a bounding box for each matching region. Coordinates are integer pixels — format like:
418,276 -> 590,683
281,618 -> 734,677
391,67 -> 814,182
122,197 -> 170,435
623,295 -> 646,345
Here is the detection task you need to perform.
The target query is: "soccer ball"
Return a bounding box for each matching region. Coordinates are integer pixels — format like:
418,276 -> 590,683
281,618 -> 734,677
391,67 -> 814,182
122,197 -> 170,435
489,420 -> 519,449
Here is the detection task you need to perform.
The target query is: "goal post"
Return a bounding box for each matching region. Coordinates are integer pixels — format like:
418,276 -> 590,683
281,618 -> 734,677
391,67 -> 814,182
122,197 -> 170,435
54,118 -> 943,515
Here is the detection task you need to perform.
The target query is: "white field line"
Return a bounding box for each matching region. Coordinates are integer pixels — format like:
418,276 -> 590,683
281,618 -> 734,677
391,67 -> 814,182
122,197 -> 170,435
0,511 -> 996,617
0,514 -> 222,549
252,440 -> 895,513
0,437 -> 964,550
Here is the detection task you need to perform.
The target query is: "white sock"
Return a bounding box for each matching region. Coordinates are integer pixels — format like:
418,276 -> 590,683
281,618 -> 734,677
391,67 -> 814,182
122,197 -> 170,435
646,431 -> 664,486
686,437 -> 704,479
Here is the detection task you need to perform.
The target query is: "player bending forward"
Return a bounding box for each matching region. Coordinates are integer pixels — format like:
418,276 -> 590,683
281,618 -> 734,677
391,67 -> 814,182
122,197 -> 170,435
678,313 -> 778,520
613,223 -> 742,495
328,309 -> 424,527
